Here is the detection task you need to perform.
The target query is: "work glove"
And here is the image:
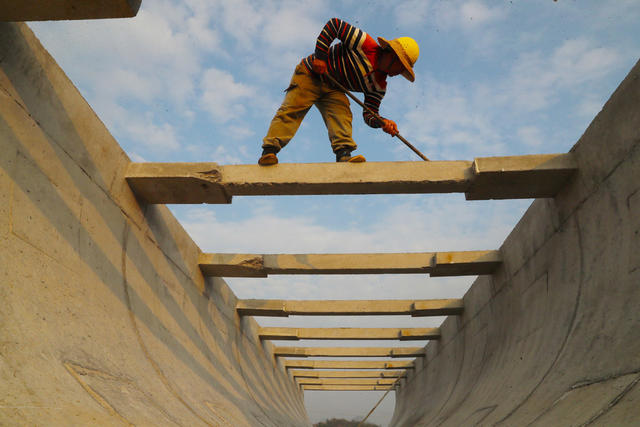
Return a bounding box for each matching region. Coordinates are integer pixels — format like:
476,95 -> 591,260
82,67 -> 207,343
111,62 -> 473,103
312,58 -> 327,75
382,119 -> 399,136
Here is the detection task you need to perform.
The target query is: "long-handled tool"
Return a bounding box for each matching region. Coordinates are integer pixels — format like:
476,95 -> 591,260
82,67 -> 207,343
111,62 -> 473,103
323,72 -> 430,161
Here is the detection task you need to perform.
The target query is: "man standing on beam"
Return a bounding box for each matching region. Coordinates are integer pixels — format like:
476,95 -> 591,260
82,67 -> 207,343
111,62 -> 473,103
259,18 -> 419,165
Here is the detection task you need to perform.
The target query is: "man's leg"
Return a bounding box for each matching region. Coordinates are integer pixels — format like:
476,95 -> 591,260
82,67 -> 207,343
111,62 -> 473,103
260,63 -> 319,164
315,88 -> 363,162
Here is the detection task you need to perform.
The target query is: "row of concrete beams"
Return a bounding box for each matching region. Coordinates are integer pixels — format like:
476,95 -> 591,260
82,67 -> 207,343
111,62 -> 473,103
259,327 -> 439,341
200,251 -> 500,278
238,298 -> 463,317
274,346 -> 425,358
291,370 -> 406,378
0,1 -> 142,21
125,154 -> 577,204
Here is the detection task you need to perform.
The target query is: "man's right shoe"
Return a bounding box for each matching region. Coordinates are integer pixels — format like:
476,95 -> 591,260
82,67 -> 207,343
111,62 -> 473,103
258,148 -> 279,166
258,153 -> 278,165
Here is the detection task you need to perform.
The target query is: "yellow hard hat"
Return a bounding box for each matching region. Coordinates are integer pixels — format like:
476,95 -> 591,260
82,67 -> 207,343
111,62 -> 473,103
377,36 -> 419,82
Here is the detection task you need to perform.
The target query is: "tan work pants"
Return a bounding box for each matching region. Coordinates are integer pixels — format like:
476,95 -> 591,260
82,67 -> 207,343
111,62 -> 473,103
262,62 -> 357,154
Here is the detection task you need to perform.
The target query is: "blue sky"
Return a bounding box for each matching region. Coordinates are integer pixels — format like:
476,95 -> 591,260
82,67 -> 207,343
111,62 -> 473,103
31,1 -> 640,425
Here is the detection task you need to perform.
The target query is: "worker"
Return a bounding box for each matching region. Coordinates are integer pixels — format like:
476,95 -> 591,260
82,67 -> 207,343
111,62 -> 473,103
258,18 -> 419,165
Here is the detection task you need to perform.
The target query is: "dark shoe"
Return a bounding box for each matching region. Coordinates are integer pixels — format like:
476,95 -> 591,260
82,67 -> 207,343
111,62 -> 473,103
259,147 -> 279,166
258,153 -> 278,165
336,148 -> 366,163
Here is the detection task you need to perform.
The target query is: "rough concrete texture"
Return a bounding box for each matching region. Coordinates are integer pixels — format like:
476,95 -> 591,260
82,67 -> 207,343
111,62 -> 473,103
199,251 -> 501,277
125,154 -> 576,203
391,59 -> 640,426
236,298 -> 464,317
0,22 -> 308,426
0,0 -> 142,21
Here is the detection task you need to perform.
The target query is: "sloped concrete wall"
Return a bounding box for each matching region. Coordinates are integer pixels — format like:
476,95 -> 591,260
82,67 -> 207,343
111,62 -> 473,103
0,22 -> 309,426
391,60 -> 640,426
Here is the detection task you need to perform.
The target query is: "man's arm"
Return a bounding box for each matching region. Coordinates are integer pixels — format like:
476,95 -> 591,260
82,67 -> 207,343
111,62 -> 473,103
314,18 -> 365,62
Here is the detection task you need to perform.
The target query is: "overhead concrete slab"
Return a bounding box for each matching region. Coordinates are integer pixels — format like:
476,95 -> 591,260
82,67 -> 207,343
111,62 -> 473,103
302,385 -> 393,391
237,299 -> 464,317
273,347 -> 426,358
200,251 -> 500,277
0,0 -> 142,21
283,360 -> 414,370
291,370 -> 406,379
258,327 -> 440,341
125,154 -> 576,204
297,378 -> 397,386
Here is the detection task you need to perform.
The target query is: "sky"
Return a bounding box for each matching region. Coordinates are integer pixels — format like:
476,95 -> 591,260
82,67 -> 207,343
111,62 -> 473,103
30,1 -> 640,425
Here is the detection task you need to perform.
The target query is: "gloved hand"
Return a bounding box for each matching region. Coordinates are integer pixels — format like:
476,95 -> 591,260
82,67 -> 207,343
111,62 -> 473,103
382,119 -> 399,136
312,58 -> 327,75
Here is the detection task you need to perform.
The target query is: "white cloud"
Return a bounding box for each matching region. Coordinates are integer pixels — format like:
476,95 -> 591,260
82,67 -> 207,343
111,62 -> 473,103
400,77 -> 505,159
517,126 -> 544,148
459,1 -> 506,28
394,0 -> 432,29
124,114 -> 180,151
200,67 -> 255,123
504,39 -> 620,112
411,0 -> 506,31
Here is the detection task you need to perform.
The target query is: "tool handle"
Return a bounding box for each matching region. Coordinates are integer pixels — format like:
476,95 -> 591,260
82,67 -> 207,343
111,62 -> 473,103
323,73 -> 430,161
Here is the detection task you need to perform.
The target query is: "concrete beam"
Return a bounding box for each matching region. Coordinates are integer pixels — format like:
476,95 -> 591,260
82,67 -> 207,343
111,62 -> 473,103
238,299 -> 464,317
283,360 -> 414,370
302,385 -> 393,391
0,0 -> 142,21
125,154 -> 576,204
259,327 -> 440,341
297,378 -> 397,386
466,154 -> 578,200
290,370 -> 406,379
274,347 -> 425,358
200,251 -> 501,277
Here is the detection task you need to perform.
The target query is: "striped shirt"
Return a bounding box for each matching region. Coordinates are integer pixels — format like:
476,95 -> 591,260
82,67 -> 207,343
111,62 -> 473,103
303,18 -> 387,128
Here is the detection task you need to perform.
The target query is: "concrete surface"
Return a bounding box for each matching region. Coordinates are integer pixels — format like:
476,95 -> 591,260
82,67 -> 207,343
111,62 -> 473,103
0,0 -> 142,21
391,59 -> 640,425
125,154 -> 576,204
258,327 -> 441,341
291,370 -> 406,379
273,347 -> 426,358
0,8 -> 637,425
199,251 -> 501,277
236,299 -> 464,317
283,360 -> 414,370
0,22 -> 308,426
299,380 -> 397,387
303,385 -> 393,391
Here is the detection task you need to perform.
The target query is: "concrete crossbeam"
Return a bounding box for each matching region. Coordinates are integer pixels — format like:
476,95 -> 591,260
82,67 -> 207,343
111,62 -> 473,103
290,370 -> 406,378
274,346 -> 425,358
302,385 -> 393,391
297,378 -> 397,386
0,0 -> 142,21
237,299 -> 464,317
466,154 -> 578,200
283,360 -> 414,370
259,327 -> 440,341
200,251 -> 500,277
125,154 -> 576,204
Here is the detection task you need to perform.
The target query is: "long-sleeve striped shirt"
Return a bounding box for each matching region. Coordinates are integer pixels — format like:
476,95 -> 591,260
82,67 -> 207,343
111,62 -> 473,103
303,18 -> 387,128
